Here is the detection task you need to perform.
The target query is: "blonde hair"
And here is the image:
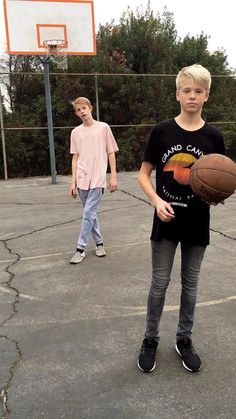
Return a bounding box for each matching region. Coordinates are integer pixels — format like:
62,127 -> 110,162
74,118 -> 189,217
71,96 -> 92,110
176,64 -> 211,92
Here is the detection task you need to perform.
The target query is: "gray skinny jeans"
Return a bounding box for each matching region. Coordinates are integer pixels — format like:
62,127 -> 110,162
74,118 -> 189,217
145,239 -> 206,341
77,188 -> 104,250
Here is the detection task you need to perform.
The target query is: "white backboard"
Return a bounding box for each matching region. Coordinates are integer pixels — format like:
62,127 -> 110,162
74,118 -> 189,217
3,0 -> 96,55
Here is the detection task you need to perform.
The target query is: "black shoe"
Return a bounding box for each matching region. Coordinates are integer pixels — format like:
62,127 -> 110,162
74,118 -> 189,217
137,338 -> 158,373
175,337 -> 201,372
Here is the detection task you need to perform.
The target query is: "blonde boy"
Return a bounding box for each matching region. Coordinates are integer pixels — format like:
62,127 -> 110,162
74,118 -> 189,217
137,64 -> 225,373
70,97 -> 118,264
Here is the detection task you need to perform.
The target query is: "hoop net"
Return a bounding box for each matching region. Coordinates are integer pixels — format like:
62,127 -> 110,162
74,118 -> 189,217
43,39 -> 68,70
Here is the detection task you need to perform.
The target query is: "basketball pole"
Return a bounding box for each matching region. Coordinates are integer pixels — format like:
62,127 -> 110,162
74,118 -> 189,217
0,87 -> 8,180
42,57 -> 57,184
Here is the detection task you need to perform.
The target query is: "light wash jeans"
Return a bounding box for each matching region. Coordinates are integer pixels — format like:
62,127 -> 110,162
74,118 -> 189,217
145,239 -> 206,341
77,188 -> 104,251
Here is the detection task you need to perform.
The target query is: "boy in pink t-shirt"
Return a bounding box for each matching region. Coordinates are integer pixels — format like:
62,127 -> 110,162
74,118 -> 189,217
70,97 -> 119,264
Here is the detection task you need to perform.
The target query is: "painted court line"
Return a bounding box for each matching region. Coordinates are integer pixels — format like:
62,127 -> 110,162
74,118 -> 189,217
88,295 -> 236,318
0,286 -> 41,301
6,295 -> 235,326
0,241 -> 234,309
0,241 -> 150,264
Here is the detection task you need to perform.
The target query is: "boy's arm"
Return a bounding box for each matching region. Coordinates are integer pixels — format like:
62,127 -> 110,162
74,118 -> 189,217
70,154 -> 79,197
107,151 -> 117,193
138,161 -> 175,222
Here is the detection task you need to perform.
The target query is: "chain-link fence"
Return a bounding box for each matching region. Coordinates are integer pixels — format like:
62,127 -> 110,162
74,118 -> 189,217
1,72 -> 236,180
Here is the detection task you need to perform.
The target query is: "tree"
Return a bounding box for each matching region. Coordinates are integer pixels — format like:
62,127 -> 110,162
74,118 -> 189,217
96,3 -> 178,74
1,2 -> 235,179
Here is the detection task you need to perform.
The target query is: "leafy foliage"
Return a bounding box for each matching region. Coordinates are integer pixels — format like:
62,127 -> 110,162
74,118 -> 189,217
0,3 -> 236,178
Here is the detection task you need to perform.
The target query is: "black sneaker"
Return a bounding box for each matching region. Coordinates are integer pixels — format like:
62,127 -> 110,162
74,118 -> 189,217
137,338 -> 158,373
175,337 -> 201,372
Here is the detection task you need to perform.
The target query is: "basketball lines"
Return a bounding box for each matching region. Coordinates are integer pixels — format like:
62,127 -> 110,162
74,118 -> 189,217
0,240 -> 150,264
3,296 -> 235,324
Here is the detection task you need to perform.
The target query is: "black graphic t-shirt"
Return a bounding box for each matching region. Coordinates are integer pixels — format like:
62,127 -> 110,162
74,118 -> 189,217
144,119 -> 225,245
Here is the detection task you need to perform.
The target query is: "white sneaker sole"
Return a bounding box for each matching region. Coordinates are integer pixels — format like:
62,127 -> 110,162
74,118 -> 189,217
175,344 -> 201,372
95,250 -> 106,257
70,253 -> 85,264
137,359 -> 156,373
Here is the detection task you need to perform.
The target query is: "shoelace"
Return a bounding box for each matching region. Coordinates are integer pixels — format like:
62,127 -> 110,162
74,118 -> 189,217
181,339 -> 196,355
141,339 -> 157,353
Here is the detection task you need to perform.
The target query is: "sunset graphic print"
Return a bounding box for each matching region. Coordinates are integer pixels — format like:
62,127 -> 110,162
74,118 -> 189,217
162,153 -> 197,205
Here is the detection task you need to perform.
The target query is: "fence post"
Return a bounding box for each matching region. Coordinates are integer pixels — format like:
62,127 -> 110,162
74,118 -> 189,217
0,86 -> 8,180
95,73 -> 100,121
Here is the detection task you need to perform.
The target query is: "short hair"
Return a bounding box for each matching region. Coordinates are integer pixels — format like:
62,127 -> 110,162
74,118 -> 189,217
176,64 -> 211,92
71,96 -> 92,110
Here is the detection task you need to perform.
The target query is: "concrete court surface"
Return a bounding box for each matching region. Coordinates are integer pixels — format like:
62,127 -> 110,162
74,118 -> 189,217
0,172 -> 235,419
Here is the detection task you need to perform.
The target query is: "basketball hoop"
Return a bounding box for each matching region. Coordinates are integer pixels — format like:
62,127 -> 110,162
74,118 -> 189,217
43,39 -> 68,70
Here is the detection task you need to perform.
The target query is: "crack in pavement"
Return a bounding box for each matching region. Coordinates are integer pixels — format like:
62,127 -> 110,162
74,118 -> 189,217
0,199 -> 143,416
0,335 -> 22,419
119,189 -> 236,241
0,242 -> 21,418
0,189 -> 234,416
0,202 -> 141,242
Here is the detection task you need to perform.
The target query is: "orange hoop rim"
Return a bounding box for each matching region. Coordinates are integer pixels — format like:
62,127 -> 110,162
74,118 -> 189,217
43,39 -> 68,54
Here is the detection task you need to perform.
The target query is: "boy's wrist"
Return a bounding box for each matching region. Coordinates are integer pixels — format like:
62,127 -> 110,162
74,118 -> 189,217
151,194 -> 162,207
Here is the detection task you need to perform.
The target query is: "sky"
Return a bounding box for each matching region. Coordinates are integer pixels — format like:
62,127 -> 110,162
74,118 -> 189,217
0,0 -> 235,71
93,0 -> 236,71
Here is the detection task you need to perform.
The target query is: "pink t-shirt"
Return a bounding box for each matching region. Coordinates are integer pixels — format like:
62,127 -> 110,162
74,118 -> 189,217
70,121 -> 119,190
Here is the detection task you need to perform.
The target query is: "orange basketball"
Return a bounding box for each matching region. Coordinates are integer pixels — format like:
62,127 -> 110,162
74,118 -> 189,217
189,154 -> 236,203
